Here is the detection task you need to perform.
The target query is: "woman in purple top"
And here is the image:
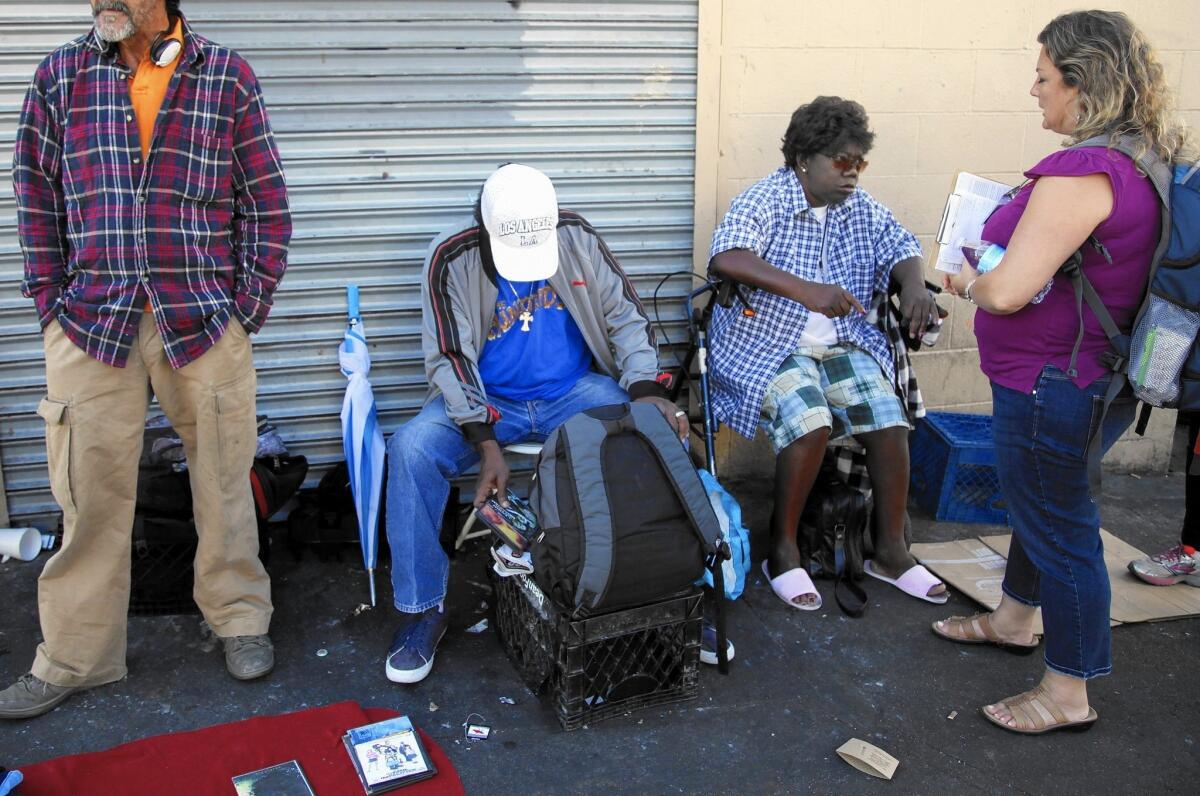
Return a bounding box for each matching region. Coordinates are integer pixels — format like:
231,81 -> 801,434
936,10 -> 1188,735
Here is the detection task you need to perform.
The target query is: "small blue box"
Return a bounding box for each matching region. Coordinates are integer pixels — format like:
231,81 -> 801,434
910,412 -> 1008,525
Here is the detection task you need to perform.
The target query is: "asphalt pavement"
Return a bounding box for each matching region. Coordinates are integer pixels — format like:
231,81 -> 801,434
1,464 -> 1196,794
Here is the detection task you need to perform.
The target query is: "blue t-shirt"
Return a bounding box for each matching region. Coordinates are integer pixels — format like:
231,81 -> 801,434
478,277 -> 593,401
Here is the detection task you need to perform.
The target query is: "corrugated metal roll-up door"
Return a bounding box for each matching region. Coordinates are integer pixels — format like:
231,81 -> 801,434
0,1 -> 699,527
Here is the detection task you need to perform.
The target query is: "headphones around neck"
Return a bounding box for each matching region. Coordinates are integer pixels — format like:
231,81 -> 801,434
149,15 -> 182,68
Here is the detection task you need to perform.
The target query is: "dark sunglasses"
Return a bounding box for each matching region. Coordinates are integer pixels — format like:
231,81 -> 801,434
824,152 -> 869,173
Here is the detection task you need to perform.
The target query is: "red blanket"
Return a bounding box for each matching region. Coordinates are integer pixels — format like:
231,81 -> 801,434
18,700 -> 463,795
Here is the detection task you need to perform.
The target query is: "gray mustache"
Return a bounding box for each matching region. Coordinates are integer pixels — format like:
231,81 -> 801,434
93,1 -> 132,17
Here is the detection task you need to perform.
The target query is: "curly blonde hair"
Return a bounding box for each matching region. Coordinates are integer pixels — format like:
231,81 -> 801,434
1038,10 -> 1190,163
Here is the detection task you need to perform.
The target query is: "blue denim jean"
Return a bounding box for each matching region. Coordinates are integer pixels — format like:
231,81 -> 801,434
992,365 -> 1135,680
384,372 -> 630,613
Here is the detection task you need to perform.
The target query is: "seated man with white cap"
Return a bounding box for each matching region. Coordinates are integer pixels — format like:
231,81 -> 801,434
384,164 -> 721,683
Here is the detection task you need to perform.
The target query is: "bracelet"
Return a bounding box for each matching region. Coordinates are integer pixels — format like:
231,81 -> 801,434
964,278 -> 978,305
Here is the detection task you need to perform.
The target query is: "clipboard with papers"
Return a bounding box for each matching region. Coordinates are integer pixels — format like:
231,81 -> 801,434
934,173 -> 1015,273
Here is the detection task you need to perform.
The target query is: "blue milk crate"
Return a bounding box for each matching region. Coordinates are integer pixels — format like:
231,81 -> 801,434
909,412 -> 1008,524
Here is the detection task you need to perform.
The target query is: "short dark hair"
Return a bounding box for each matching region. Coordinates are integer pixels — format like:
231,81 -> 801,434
780,96 -> 875,170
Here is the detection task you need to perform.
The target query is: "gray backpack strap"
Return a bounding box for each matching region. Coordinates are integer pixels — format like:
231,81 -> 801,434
624,402 -> 723,551
533,426 -> 565,531
1076,134 -> 1172,270
1065,134 -> 1170,489
555,412 -> 615,610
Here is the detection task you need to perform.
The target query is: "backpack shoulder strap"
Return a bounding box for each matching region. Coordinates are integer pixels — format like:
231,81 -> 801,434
625,402 -> 723,551
1071,133 -> 1171,203
1063,134 -> 1173,489
555,410 -> 619,611
533,425 -> 566,531
1075,134 -> 1172,266
1061,134 -> 1173,356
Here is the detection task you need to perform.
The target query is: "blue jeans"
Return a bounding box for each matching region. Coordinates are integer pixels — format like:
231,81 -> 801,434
992,365 -> 1135,680
384,372 -> 630,613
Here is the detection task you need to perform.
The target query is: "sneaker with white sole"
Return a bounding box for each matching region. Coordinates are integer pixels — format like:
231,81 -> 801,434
385,607 -> 448,684
700,618 -> 735,666
1128,544 -> 1200,586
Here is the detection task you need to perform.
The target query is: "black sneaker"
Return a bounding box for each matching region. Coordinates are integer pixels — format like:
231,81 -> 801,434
385,607 -> 448,684
700,618 -> 735,666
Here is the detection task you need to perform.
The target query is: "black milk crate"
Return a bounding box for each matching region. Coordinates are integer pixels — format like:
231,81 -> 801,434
491,571 -> 702,731
129,514 -> 200,616
128,513 -> 271,616
910,411 -> 1007,525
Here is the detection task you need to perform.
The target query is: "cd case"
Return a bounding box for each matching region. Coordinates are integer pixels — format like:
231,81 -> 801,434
474,490 -> 542,554
343,715 -> 437,793
232,760 -> 315,796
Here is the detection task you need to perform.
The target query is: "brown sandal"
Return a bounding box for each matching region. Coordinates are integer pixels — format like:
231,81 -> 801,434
981,686 -> 1099,735
931,613 -> 1039,656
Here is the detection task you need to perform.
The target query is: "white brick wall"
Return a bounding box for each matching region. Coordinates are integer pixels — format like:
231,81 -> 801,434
694,0 -> 1197,472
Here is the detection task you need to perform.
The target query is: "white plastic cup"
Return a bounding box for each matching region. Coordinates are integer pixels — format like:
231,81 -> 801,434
0,527 -> 42,562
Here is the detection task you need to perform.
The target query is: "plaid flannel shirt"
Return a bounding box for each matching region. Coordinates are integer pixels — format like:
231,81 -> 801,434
14,17 -> 291,369
707,167 -> 922,439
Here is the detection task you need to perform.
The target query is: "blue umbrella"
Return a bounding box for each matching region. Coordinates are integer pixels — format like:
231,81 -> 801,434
339,285 -> 385,606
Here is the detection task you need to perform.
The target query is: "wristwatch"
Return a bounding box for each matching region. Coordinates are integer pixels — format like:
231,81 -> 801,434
964,278 -> 978,305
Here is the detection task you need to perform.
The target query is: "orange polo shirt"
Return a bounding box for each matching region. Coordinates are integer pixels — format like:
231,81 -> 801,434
128,17 -> 183,160
129,18 -> 182,309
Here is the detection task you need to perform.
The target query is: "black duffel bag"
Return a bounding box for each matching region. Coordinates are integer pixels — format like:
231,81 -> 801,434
798,464 -> 871,617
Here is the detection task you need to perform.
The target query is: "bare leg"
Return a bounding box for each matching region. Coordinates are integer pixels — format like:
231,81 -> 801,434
858,426 -> 945,598
768,427 -> 829,607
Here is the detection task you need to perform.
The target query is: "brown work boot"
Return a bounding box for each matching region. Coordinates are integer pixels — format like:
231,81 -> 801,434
0,673 -> 81,720
223,634 -> 274,681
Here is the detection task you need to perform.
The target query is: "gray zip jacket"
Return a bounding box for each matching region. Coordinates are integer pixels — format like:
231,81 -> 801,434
421,209 -> 667,444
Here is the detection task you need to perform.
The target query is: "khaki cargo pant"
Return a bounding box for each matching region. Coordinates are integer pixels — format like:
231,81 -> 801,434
32,312 -> 272,688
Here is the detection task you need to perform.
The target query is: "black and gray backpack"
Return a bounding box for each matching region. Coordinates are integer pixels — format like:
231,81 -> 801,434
530,402 -> 730,667
1055,135 -> 1200,485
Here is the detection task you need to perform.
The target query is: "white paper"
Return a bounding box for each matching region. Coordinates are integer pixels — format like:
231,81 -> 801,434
934,173 -> 1014,274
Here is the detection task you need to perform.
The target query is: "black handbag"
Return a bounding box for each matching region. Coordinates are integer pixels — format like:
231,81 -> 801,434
798,465 -> 870,617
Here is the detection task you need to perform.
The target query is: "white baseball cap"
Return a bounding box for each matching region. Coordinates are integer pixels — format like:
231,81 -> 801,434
480,164 -> 560,282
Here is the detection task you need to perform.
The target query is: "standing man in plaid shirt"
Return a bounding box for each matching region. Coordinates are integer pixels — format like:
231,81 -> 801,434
708,97 -> 946,611
2,0 -> 291,719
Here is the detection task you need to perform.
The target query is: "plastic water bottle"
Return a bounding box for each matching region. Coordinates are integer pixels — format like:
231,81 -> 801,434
961,240 -> 1006,273
960,241 -> 1053,304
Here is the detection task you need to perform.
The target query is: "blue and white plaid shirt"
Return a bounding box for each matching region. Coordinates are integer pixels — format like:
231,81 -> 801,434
707,167 -> 922,438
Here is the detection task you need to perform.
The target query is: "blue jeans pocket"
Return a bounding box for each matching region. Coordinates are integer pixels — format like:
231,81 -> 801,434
1032,366 -> 1104,462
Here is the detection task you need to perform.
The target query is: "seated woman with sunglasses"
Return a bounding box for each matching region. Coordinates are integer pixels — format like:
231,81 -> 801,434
706,96 -> 945,611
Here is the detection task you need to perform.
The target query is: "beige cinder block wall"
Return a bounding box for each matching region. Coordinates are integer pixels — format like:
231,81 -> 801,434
693,0 -> 1200,476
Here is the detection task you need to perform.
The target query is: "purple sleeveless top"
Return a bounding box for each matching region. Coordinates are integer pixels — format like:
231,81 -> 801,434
975,147 -> 1159,393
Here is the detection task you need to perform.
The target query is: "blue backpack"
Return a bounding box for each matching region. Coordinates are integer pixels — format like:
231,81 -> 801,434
1058,136 -> 1200,484
1125,158 -> 1200,410
696,469 -> 751,600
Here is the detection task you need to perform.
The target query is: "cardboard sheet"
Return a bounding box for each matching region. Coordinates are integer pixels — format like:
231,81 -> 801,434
911,539 -> 1043,635
981,530 -> 1200,624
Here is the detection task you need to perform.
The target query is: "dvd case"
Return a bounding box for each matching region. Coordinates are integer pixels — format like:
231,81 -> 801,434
343,715 -> 437,793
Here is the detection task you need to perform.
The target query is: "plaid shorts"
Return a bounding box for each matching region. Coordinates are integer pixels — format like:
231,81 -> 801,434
759,344 -> 910,452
